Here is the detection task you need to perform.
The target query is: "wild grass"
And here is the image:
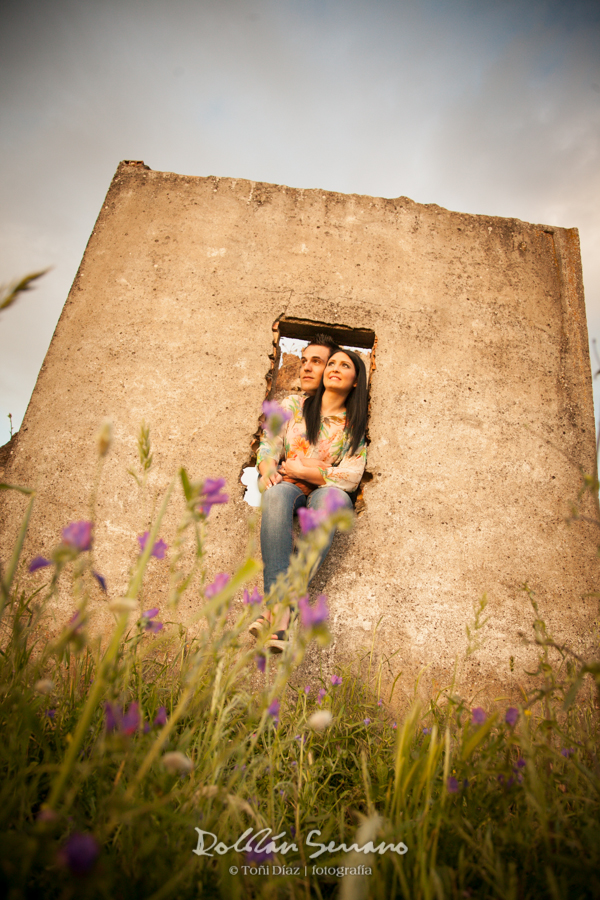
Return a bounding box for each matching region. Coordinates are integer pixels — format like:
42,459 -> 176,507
0,422 -> 598,900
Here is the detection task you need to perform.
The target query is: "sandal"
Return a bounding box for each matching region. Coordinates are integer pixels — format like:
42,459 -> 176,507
266,630 -> 289,654
249,615 -> 271,639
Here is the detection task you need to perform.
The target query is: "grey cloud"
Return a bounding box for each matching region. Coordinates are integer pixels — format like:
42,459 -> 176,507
1,0 -> 599,442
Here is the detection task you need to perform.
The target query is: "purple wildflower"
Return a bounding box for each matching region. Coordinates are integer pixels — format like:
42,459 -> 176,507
304,685 -> 311,694
205,573 -> 230,598
198,477 -> 229,516
330,675 -> 343,687
154,706 -> 167,727
104,702 -> 119,732
45,709 -> 56,719
317,688 -> 327,705
256,653 -> 266,674
561,748 -> 575,758
505,707 -> 519,727
68,611 -> 84,631
423,727 -> 432,736
142,608 -> 163,633
364,718 -> 371,726
243,587 -> 263,606
377,699 -> 383,707
62,521 -> 93,552
245,840 -> 275,865
392,721 -> 397,729
262,400 -> 292,440
152,539 -> 167,558
137,533 -> 168,559
92,571 -> 107,592
447,777 -> 460,793
471,707 -> 487,725
299,594 -> 329,629
516,757 -> 526,768
29,556 -> 51,572
324,491 -> 348,514
297,507 -> 326,533
121,702 -> 140,735
267,698 -> 280,726
104,701 -> 139,735
59,832 -> 100,876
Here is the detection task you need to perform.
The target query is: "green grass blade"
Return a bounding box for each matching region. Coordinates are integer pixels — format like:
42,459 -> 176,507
0,493 -> 35,615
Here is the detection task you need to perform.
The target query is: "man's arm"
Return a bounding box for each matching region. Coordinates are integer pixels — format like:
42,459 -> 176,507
256,395 -> 298,490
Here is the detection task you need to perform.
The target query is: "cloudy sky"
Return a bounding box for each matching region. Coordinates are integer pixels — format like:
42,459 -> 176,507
1,0 -> 599,446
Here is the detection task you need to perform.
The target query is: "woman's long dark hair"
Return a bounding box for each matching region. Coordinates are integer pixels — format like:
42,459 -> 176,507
303,348 -> 368,456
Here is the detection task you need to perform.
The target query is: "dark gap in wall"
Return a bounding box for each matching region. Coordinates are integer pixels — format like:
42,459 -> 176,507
277,316 -> 375,349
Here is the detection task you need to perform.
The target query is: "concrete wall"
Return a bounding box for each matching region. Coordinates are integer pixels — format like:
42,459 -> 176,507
1,160 -> 598,702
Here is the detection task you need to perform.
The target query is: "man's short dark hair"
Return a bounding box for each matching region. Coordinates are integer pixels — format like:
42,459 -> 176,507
307,333 -> 339,353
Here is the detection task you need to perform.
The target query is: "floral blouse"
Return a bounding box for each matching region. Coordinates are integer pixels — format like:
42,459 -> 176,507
257,395 -> 367,494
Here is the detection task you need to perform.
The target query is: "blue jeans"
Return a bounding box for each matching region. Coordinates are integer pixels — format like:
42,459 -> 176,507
260,482 -> 353,594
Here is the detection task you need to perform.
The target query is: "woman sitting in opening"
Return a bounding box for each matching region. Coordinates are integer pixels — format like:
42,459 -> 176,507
251,348 -> 368,652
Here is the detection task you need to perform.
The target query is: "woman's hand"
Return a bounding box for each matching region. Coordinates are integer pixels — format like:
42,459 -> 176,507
279,457 -> 307,479
260,470 -> 283,490
258,460 -> 283,490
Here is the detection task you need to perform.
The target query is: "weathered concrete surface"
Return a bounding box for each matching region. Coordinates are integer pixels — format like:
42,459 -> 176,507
1,161 -> 598,702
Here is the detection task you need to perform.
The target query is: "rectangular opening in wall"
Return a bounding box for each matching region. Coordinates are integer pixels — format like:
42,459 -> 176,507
272,317 -> 376,400
244,316 -> 375,510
